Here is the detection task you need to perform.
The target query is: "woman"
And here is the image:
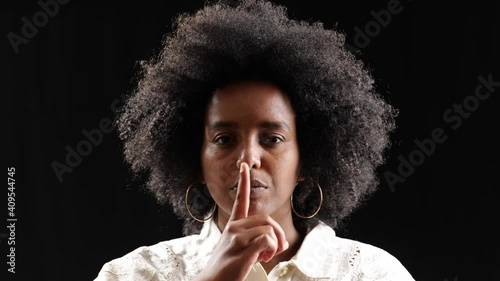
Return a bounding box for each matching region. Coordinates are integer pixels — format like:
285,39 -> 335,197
95,0 -> 415,280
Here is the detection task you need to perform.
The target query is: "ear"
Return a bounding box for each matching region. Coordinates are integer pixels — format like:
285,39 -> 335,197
199,172 -> 205,184
297,162 -> 305,182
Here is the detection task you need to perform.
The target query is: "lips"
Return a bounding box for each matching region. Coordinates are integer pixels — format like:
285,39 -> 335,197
230,179 -> 268,191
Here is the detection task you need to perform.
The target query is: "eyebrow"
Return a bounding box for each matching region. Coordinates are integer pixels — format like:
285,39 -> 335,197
259,121 -> 290,131
207,121 -> 290,131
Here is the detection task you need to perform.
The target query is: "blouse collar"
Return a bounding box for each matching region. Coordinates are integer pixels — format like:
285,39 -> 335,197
198,217 -> 339,279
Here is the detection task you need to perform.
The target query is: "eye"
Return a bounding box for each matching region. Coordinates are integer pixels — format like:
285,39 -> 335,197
262,135 -> 284,144
214,135 -> 234,145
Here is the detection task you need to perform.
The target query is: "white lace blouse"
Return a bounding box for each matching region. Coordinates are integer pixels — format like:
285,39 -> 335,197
94,218 -> 415,280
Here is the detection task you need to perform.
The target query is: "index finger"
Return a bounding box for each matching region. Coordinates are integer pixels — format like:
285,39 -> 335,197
229,162 -> 250,221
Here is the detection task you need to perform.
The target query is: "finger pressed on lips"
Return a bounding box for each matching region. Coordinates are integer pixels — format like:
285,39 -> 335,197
229,162 -> 251,221
229,162 -> 289,261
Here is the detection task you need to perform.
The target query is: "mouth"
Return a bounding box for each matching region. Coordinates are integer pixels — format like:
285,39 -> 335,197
230,179 -> 268,192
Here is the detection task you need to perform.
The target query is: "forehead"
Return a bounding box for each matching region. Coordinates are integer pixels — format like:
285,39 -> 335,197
205,80 -> 295,123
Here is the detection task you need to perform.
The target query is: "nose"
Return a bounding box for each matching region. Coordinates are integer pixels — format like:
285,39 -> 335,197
236,141 -> 262,170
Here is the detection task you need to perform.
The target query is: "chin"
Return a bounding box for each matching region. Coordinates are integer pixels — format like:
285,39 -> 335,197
247,204 -> 267,216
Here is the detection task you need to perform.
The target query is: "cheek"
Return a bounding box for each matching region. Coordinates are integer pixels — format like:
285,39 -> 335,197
270,149 -> 301,187
201,145 -> 237,189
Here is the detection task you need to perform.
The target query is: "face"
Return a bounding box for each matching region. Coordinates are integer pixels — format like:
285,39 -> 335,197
201,80 -> 301,221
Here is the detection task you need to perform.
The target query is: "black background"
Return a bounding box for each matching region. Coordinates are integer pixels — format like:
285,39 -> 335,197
3,0 -> 499,280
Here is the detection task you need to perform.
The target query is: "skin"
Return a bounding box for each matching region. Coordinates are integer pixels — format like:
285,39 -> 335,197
198,81 -> 304,280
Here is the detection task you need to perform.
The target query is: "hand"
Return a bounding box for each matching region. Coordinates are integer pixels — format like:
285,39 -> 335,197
195,162 -> 289,281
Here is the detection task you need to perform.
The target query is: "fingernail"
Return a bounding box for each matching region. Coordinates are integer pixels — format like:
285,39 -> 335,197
239,163 -> 245,173
284,241 -> 289,250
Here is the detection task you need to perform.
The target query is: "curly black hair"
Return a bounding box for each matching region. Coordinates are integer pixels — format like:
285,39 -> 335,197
116,0 -> 397,236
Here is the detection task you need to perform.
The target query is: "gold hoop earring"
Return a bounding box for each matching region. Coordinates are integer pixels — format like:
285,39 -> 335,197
185,182 -> 216,222
291,181 -> 323,219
